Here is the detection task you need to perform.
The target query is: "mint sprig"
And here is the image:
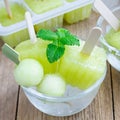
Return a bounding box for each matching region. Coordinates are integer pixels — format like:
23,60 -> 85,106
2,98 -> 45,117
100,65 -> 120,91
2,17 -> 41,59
56,28 -> 80,45
47,44 -> 65,63
37,29 -> 58,41
37,28 -> 80,63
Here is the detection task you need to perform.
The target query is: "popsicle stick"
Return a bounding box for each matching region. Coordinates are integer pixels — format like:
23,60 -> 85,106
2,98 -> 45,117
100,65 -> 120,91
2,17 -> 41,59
2,44 -> 20,64
25,12 -> 37,43
94,0 -> 120,31
4,0 -> 12,19
81,27 -> 102,55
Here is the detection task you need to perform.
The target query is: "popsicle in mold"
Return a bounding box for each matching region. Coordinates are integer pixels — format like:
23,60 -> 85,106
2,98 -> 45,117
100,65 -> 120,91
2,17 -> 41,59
64,0 -> 92,24
59,27 -> 106,89
0,1 -> 29,47
24,0 -> 64,32
0,3 -> 25,26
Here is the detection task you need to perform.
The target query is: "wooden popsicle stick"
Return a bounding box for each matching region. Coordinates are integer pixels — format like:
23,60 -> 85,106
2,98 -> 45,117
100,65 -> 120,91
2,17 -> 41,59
81,27 -> 102,55
4,0 -> 12,19
2,44 -> 20,64
94,0 -> 120,31
25,12 -> 37,43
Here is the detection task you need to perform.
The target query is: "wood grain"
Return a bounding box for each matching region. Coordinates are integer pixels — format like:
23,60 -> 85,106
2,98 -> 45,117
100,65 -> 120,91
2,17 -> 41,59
0,40 -> 4,50
0,52 -> 19,120
111,67 -> 120,120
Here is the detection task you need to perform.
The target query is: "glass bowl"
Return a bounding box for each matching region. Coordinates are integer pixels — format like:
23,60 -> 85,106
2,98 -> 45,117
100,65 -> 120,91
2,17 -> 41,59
97,7 -> 120,71
101,0 -> 120,10
22,68 -> 107,117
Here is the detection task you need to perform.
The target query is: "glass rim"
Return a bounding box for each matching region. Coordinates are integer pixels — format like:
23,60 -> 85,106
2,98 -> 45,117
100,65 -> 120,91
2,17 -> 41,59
97,6 -> 120,27
100,36 -> 120,55
22,67 -> 107,102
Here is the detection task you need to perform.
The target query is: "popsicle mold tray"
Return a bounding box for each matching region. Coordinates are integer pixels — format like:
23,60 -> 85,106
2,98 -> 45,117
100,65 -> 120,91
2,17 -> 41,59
0,0 -> 94,47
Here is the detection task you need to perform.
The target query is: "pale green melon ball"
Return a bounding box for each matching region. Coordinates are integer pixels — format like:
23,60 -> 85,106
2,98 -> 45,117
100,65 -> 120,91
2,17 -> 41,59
37,74 -> 66,97
14,59 -> 44,87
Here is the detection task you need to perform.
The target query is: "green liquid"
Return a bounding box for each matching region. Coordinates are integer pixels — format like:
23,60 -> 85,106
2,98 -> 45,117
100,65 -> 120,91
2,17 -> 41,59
24,0 -> 63,14
0,3 -> 26,26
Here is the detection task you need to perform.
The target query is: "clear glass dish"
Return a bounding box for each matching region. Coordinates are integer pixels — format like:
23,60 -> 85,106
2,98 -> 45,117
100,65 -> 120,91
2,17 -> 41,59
97,7 -> 120,71
22,68 -> 107,117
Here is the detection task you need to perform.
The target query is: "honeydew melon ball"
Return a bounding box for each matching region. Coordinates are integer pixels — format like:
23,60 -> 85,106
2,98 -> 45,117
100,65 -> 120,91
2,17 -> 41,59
37,74 -> 66,97
14,59 -> 44,87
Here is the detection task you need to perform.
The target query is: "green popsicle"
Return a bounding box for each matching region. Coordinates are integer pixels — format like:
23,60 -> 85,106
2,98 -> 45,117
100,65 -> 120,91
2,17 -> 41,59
0,2 -> 29,47
105,28 -> 120,50
59,40 -> 106,89
15,39 -> 57,74
64,0 -> 92,24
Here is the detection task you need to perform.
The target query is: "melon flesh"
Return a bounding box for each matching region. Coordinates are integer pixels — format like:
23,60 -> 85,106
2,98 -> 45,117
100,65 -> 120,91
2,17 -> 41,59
64,3 -> 92,24
59,41 -> 106,89
24,0 -> 63,14
105,29 -> 120,50
15,39 -> 57,74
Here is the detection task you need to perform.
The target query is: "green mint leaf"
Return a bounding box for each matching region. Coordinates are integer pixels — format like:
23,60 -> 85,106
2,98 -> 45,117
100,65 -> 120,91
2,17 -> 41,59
60,35 -> 80,46
47,43 -> 65,63
56,28 -> 66,38
56,28 -> 80,46
37,29 -> 58,41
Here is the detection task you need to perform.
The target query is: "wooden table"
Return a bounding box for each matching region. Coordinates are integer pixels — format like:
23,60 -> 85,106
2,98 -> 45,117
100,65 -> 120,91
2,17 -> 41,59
0,11 -> 120,120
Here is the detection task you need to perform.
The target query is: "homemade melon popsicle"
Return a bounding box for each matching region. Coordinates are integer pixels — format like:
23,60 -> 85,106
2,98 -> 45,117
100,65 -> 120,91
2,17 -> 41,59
14,12 -> 66,96
23,0 -> 64,32
15,12 -> 57,74
64,0 -> 92,24
59,27 -> 106,89
0,0 -> 29,47
15,39 -> 57,74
